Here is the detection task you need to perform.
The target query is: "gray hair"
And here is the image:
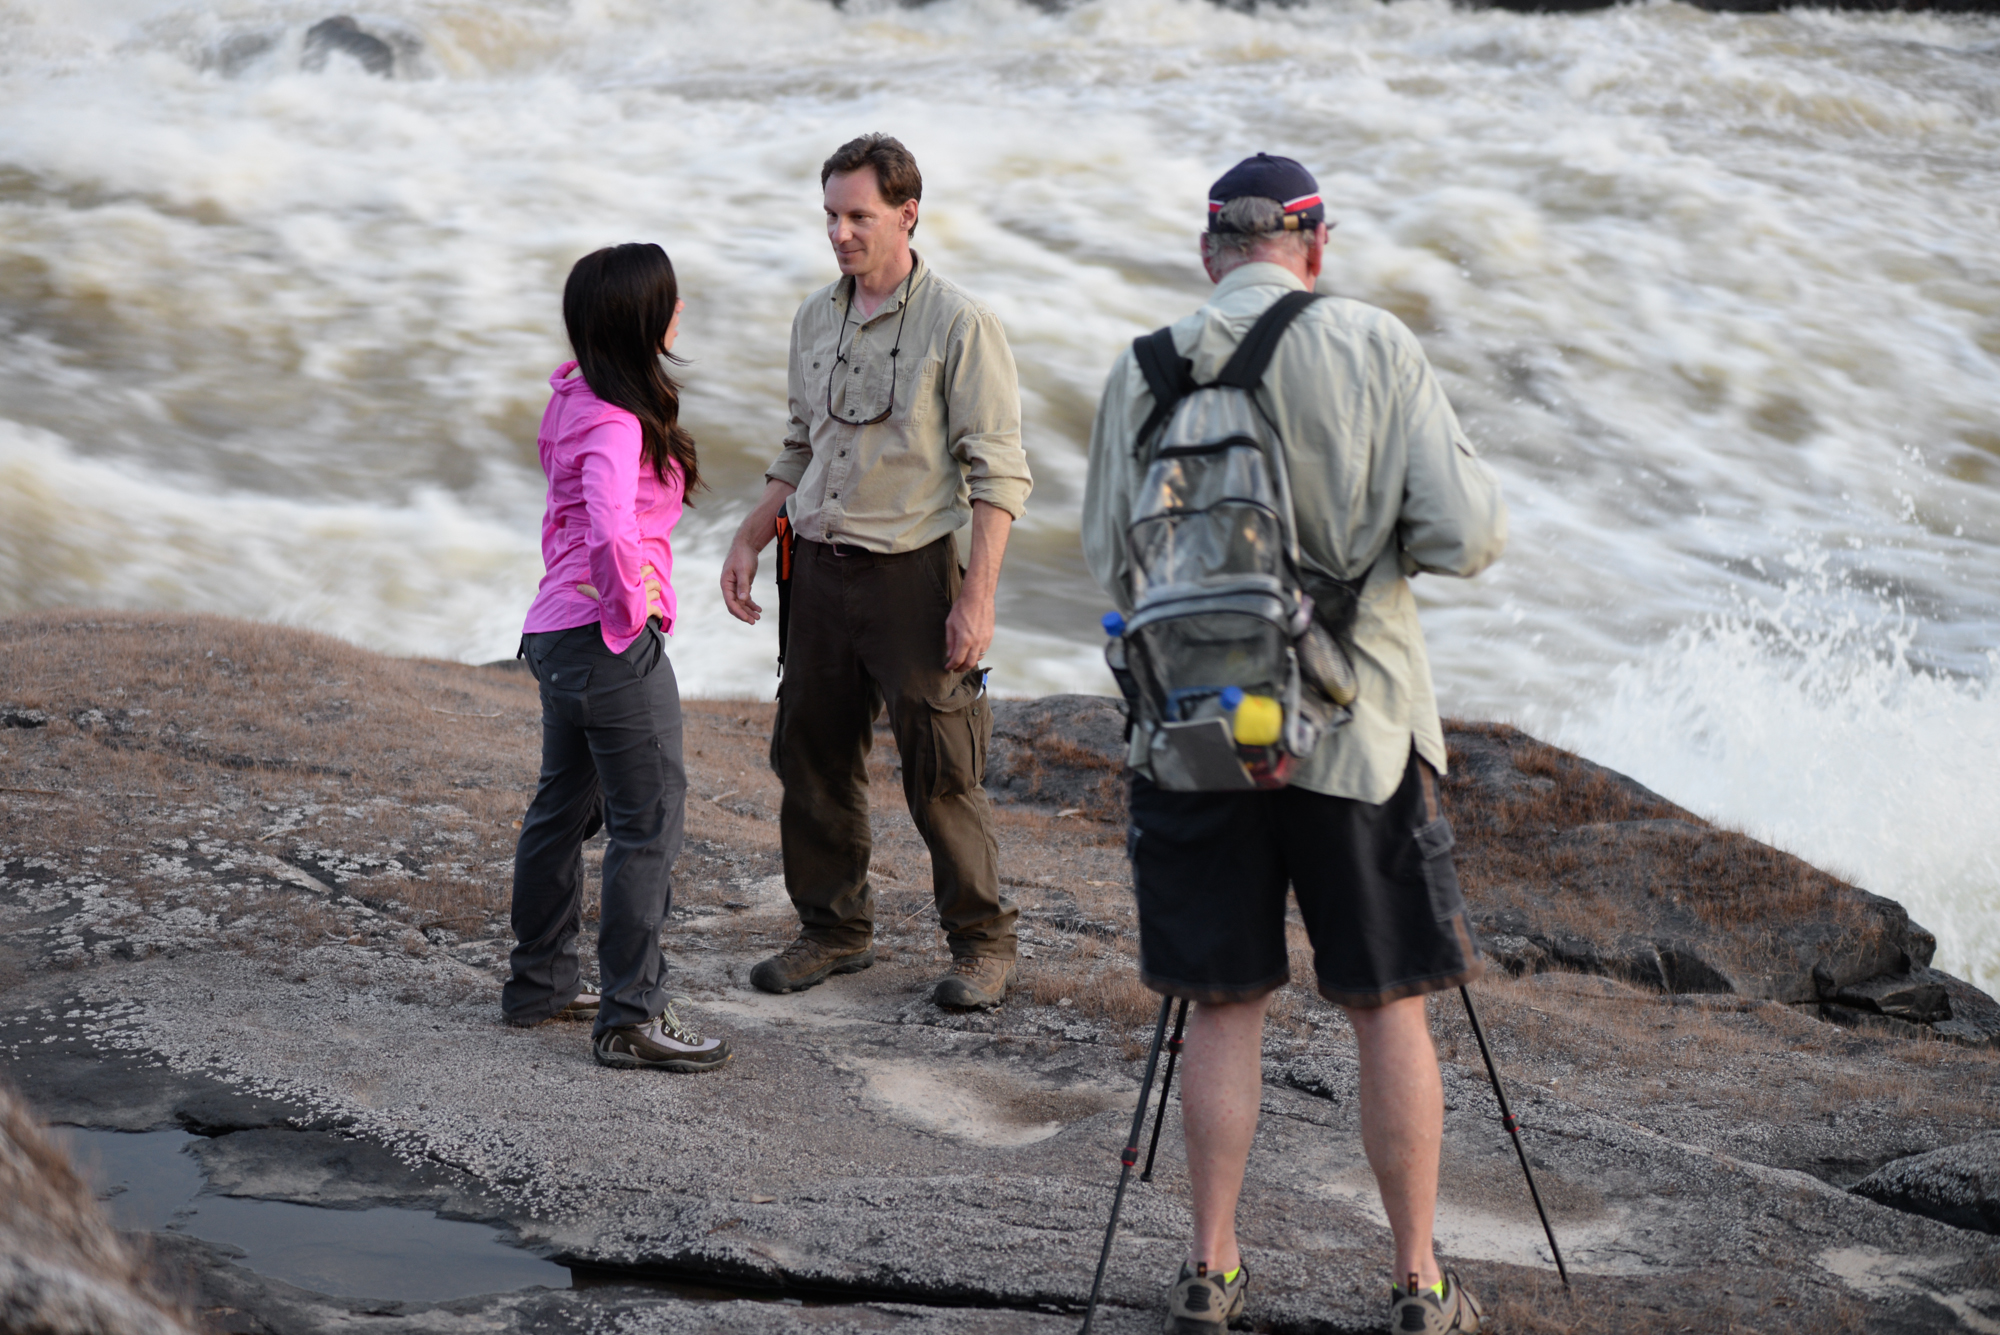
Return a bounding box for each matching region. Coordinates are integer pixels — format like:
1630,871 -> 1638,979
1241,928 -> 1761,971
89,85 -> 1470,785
1202,196 -> 1313,270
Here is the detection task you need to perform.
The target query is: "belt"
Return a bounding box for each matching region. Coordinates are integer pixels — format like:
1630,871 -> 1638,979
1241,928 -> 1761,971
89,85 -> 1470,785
810,538 -> 889,559
807,537 -> 945,562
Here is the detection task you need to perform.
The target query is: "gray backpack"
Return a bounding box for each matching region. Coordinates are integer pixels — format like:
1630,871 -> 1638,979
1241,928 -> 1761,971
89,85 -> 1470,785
1105,290 -> 1360,791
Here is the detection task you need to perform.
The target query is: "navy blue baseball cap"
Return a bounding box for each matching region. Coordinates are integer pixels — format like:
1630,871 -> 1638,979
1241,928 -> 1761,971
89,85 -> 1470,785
1207,153 -> 1326,233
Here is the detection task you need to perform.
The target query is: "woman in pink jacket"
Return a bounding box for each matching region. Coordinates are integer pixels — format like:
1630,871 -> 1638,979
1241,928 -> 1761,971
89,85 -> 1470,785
502,243 -> 731,1073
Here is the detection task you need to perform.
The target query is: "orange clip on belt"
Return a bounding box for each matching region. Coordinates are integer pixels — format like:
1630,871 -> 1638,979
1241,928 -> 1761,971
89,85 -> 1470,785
774,514 -> 795,581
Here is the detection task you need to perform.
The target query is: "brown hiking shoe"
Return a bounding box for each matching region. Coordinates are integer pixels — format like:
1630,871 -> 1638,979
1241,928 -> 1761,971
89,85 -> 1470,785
505,986 -> 599,1028
932,955 -> 1015,1010
748,937 -> 874,994
1388,1270 -> 1481,1334
553,988 -> 600,1022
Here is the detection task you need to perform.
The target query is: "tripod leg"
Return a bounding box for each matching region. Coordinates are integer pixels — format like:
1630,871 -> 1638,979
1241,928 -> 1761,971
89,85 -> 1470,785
1140,997 -> 1190,1182
1080,995 -> 1175,1334
1459,985 -> 1570,1289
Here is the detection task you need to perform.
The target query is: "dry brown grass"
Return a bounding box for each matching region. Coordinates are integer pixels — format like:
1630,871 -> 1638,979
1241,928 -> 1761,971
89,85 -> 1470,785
1022,949 -> 1157,1027
0,614 -> 808,954
996,731 -> 1126,822
0,1082 -> 197,1334
0,611 -> 546,944
1432,972 -> 2000,1137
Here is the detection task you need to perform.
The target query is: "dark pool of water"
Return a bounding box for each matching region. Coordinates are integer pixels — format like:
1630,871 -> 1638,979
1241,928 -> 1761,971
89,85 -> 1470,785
57,1127 -> 572,1303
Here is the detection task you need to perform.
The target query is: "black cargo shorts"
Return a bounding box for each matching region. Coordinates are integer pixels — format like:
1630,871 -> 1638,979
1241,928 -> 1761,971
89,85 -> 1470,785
1127,746 -> 1481,1008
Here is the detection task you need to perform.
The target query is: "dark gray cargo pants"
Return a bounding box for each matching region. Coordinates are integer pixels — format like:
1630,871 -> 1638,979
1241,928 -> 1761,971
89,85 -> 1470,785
505,621 -> 684,1037
769,536 -> 1016,958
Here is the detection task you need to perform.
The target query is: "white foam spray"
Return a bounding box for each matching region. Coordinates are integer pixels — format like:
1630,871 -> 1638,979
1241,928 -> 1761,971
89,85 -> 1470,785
1530,558 -> 2000,991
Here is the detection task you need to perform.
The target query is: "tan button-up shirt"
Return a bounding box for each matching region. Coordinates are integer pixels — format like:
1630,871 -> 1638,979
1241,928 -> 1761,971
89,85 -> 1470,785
1083,262 -> 1508,803
767,252 -> 1032,552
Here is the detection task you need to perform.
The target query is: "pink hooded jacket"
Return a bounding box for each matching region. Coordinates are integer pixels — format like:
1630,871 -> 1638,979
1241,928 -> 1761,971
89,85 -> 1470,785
521,363 -> 684,653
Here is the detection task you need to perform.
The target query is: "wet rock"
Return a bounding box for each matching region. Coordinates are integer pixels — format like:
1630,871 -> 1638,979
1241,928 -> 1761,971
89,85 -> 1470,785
190,1127 -> 475,1209
0,1005 -> 299,1135
975,708 -> 1998,1046
171,1088 -> 303,1137
152,1229 -> 1129,1335
301,17 -> 395,77
199,31 -> 277,77
1828,970 -> 1952,1025
1442,721 -> 1992,1044
1918,967 -> 2000,1049
1852,1134 -> 2000,1234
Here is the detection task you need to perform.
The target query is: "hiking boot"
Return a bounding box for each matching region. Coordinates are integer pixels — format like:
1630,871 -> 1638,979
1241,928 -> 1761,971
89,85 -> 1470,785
933,955 -> 1015,1010
748,937 -> 874,994
592,999 -> 732,1073
505,986 -> 600,1028
1163,1260 -> 1249,1332
1388,1270 -> 1481,1334
554,988 -> 600,1022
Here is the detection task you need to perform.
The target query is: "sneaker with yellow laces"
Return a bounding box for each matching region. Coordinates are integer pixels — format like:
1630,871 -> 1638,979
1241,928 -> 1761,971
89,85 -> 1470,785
1388,1269 -> 1481,1334
1163,1260 -> 1248,1332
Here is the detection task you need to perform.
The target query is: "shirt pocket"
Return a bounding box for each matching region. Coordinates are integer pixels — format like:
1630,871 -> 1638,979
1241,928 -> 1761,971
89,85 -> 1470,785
901,356 -> 944,436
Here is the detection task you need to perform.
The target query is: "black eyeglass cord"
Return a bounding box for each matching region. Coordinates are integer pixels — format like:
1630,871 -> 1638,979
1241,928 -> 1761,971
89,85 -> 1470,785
828,263 -> 915,427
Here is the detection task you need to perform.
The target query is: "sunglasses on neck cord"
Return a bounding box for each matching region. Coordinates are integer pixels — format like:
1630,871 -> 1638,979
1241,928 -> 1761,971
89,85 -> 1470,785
826,266 -> 915,427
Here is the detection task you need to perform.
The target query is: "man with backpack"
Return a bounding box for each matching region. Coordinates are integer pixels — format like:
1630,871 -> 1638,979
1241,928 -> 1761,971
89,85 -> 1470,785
1081,154 -> 1507,1334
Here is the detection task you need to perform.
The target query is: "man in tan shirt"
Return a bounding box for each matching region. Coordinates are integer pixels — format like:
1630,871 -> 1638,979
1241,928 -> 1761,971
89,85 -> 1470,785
721,134 -> 1032,1010
1084,154 -> 1505,1334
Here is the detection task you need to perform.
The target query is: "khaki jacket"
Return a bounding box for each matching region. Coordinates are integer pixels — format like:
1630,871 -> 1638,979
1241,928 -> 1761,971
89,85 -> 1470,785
768,252 -> 1032,552
1082,263 -> 1508,803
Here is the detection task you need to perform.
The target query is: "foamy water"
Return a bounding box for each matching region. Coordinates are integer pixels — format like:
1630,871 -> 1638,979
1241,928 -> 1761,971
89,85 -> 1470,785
1,0 -> 1995,985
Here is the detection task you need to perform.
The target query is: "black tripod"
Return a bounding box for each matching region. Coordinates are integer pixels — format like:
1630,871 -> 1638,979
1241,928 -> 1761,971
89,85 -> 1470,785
1078,988 -> 1568,1332
1079,996 -> 1183,1335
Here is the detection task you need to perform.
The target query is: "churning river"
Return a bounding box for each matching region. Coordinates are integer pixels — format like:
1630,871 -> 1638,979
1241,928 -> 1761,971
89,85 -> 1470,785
2,0 -> 1996,987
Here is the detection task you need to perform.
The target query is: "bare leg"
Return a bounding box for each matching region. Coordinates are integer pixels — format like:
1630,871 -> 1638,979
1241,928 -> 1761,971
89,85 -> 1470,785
1180,992 -> 1275,1274
1348,995 -> 1444,1288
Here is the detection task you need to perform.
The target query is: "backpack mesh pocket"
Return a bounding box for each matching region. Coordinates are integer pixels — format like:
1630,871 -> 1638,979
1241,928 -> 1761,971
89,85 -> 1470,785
1126,442 -> 1288,596
1126,589 -> 1294,725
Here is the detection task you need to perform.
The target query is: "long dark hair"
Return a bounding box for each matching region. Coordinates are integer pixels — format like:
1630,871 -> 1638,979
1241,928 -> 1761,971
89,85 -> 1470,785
562,243 -> 701,496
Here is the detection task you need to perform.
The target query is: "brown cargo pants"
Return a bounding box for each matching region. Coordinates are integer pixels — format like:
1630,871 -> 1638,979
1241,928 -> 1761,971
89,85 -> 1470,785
768,536 -> 1016,959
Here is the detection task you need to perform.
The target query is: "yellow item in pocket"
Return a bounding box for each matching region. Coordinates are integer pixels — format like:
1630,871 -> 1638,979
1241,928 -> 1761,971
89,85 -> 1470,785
1229,693 -> 1283,747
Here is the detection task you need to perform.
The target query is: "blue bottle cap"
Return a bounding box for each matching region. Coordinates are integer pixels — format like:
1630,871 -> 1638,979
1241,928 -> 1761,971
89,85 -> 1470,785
1220,686 -> 1244,709
1101,611 -> 1125,637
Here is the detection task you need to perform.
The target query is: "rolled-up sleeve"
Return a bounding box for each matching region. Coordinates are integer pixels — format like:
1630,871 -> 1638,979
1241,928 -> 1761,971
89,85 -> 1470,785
1385,325 -> 1508,578
945,308 -> 1032,520
576,416 -> 651,648
766,305 -> 814,488
1082,350 -> 1141,613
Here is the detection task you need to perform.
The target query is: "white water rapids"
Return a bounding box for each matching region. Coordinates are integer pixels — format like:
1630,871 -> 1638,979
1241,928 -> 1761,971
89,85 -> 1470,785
1,0 -> 1996,986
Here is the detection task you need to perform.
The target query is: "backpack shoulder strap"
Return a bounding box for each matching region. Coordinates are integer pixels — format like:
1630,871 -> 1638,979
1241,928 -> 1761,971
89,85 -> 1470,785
1214,289 -> 1321,391
1131,326 -> 1195,455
